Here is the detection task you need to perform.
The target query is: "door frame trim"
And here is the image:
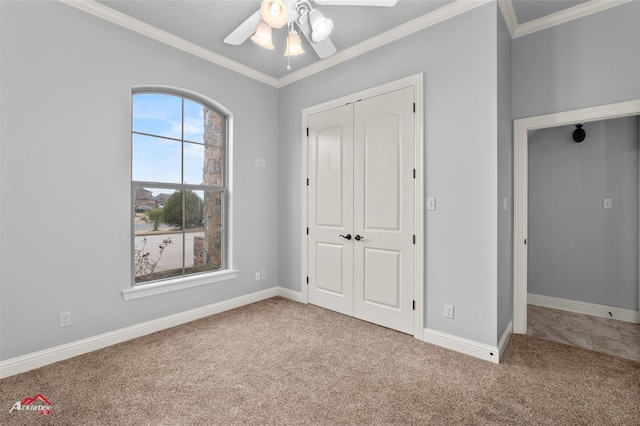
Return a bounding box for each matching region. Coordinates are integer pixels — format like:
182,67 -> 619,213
512,99 -> 640,334
301,73 -> 425,340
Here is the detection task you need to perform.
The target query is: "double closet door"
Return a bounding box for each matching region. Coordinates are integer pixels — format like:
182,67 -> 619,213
307,87 -> 415,334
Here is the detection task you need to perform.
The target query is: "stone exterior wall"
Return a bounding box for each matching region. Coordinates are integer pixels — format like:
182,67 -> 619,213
194,107 -> 225,268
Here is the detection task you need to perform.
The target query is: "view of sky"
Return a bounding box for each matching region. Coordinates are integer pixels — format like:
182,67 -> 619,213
132,93 -> 208,193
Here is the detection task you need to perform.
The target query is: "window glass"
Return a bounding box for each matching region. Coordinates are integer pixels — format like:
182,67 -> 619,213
132,93 -> 182,139
183,99 -> 205,143
183,142 -> 205,185
132,91 -> 227,285
132,134 -> 182,183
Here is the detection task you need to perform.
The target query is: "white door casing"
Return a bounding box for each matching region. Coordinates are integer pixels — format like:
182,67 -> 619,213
305,77 -> 422,336
512,100 -> 640,334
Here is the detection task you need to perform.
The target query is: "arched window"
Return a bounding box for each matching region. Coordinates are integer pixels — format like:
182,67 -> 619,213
131,89 -> 228,285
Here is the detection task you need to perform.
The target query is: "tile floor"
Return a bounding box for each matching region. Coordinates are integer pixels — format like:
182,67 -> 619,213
527,304 -> 640,362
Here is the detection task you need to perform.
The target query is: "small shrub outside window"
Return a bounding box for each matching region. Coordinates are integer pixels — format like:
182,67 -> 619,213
131,91 -> 226,284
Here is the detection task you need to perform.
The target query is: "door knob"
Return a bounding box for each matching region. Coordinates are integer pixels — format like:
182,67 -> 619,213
354,235 -> 365,241
339,234 -> 352,240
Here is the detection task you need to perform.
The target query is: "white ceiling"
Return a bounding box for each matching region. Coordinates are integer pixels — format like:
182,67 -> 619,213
71,0 -> 620,86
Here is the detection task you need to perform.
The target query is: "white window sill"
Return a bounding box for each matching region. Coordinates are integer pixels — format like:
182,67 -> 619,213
122,269 -> 239,301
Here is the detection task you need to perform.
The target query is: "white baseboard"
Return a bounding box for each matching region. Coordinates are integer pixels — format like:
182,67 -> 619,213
528,293 -> 640,323
423,328 -> 500,364
277,287 -> 306,303
0,287 -> 280,379
498,320 -> 512,360
2,285 -> 519,378
278,288 -> 508,363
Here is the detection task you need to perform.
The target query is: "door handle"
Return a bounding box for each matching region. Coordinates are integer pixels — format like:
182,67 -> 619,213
339,234 -> 352,240
354,235 -> 365,241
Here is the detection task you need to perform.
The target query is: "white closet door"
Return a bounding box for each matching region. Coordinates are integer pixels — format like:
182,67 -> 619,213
307,87 -> 415,335
353,87 -> 415,334
308,104 -> 354,316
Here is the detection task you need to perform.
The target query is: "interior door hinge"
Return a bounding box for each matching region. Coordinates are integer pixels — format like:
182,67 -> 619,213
524,238 -> 527,245
307,227 -> 309,235
306,178 -> 309,186
306,276 -> 309,284
413,169 -> 416,179
413,300 -> 415,310
413,235 -> 416,244
306,127 -> 309,137
413,103 -> 416,113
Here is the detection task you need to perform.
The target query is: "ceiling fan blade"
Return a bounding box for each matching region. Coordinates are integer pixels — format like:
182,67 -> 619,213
296,19 -> 337,59
223,10 -> 261,45
313,0 -> 397,6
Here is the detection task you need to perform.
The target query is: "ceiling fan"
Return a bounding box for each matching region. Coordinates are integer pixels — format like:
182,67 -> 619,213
224,0 -> 397,69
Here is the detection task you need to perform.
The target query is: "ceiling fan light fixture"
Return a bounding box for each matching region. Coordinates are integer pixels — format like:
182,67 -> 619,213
251,21 -> 275,50
284,28 -> 305,56
309,9 -> 333,42
260,0 -> 288,29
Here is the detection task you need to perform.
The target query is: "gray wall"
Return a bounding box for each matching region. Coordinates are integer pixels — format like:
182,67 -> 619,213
513,0 -> 640,313
279,3 -> 501,346
497,5 -> 513,340
512,1 -> 640,119
528,118 -> 639,310
5,0 -> 635,362
0,1 -> 279,360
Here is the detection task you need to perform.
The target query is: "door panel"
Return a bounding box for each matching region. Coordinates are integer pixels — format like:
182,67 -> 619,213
354,87 -> 415,334
316,125 -> 345,227
364,113 -> 401,230
315,243 -> 345,295
308,104 -> 354,316
363,248 -> 401,309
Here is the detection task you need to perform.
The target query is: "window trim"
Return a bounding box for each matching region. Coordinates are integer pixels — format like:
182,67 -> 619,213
123,269 -> 239,301
126,86 -> 234,300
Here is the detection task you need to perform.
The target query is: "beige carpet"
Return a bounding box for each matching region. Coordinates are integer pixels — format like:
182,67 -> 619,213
1,297 -> 639,425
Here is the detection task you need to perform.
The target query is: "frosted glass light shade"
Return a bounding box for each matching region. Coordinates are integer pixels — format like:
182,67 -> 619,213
261,0 -> 288,29
251,21 -> 275,50
284,30 -> 305,56
309,9 -> 333,42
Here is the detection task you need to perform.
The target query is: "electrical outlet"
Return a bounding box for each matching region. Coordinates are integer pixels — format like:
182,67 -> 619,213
444,304 -> 454,319
261,270 -> 266,280
255,272 -> 261,281
261,159 -> 266,168
59,312 -> 71,327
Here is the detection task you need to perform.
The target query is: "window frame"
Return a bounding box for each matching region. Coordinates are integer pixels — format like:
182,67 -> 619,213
124,87 -> 236,301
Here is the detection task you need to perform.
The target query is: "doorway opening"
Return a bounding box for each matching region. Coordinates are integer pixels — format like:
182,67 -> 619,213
525,117 -> 639,361
513,100 -> 640,346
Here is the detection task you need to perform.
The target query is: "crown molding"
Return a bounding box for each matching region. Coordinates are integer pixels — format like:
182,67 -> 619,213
512,0 -> 632,39
58,0 -> 279,88
59,0 -> 490,89
60,0 -> 632,88
277,0 -> 491,87
497,0 -> 518,37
